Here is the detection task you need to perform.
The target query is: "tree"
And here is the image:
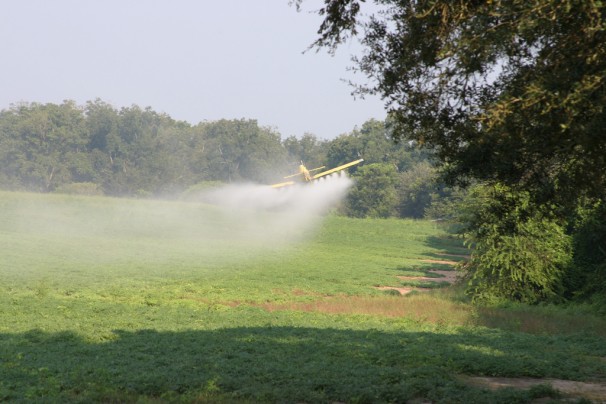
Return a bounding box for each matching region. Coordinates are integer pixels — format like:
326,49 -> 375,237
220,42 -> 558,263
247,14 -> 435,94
396,161 -> 437,219
283,133 -> 327,170
307,0 -> 606,206
325,119 -> 413,170
346,163 -> 398,218
0,101 -> 88,192
306,0 -> 606,304
192,119 -> 287,184
321,118 -> 454,219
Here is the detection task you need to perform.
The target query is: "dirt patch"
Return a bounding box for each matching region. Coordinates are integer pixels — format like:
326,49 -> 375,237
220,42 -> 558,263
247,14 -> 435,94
421,259 -> 459,266
374,286 -> 416,295
254,294 -> 471,321
292,288 -> 310,296
398,269 -> 458,284
462,376 -> 606,402
436,252 -> 470,259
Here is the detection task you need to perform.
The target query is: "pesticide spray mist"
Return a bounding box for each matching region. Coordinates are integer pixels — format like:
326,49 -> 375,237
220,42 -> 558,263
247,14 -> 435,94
4,173 -> 353,284
194,171 -> 353,246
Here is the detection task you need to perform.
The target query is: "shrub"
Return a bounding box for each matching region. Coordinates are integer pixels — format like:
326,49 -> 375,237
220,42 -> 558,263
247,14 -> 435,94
460,184 -> 572,304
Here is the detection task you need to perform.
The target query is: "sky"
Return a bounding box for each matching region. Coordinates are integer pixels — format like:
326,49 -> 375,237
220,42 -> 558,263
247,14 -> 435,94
0,1 -> 386,139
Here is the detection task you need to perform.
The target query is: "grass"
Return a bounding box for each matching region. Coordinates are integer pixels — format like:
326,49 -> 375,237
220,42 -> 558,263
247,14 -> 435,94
1,190 -> 605,402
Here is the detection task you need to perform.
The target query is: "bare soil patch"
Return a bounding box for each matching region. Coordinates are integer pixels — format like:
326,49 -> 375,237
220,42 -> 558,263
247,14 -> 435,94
255,294 -> 471,321
397,269 -> 458,284
462,376 -> 606,402
375,286 -> 422,295
421,259 -> 458,266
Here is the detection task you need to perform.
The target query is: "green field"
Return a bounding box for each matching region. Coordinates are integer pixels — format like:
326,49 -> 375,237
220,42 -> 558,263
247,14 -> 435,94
1,191 -> 605,402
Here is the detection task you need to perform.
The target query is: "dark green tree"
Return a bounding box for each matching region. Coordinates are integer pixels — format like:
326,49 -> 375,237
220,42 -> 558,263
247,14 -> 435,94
305,0 -> 606,303
459,184 -> 572,304
306,0 -> 606,206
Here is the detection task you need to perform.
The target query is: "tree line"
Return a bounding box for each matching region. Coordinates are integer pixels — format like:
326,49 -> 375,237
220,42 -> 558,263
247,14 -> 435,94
0,100 -> 285,196
0,99 -> 450,219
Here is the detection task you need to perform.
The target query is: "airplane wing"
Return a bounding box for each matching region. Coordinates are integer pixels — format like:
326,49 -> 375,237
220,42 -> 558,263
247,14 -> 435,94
311,159 -> 364,180
269,159 -> 363,188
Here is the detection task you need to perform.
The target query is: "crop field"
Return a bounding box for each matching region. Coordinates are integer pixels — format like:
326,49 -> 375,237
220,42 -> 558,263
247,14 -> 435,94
1,190 -> 605,402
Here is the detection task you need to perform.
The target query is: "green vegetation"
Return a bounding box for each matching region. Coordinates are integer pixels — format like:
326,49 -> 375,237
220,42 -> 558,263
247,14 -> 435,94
459,184 -> 573,304
0,101 -> 444,220
0,101 -> 288,195
1,191 -> 605,402
311,1 -> 606,203
307,0 -> 606,307
3,2 -> 605,400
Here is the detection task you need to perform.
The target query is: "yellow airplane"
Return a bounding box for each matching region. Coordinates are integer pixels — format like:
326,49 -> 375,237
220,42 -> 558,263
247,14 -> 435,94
271,158 -> 364,188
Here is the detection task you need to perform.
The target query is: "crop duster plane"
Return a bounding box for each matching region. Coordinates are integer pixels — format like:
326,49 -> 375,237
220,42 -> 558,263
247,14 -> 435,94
270,158 -> 364,188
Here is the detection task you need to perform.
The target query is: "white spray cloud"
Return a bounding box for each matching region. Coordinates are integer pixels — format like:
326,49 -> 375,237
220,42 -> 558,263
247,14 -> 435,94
196,172 -> 353,246
7,173 -> 353,274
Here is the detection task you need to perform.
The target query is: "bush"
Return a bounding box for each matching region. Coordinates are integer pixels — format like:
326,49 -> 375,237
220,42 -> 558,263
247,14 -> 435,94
460,184 -> 572,304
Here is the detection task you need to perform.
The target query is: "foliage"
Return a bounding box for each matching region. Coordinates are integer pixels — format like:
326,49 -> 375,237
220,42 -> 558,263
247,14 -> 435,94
396,160 -> 437,218
0,101 -> 88,192
310,0 -> 606,206
346,163 -> 399,218
193,119 -> 288,184
326,119 -> 428,172
283,133 -> 327,170
566,201 -> 606,307
424,186 -> 469,222
0,101 -> 288,196
323,119 -> 452,219
1,191 -> 605,402
460,184 -> 573,304
0,101 -> 452,220
306,0 -> 606,304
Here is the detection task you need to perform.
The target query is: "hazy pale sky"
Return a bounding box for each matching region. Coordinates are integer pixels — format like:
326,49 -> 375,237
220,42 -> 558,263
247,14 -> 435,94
1,1 -> 386,139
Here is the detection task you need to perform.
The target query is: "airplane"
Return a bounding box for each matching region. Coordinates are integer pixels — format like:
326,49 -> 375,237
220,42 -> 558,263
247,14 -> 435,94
270,158 -> 364,188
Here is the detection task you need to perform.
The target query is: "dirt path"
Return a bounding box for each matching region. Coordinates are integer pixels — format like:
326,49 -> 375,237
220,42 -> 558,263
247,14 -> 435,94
462,376 -> 606,402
